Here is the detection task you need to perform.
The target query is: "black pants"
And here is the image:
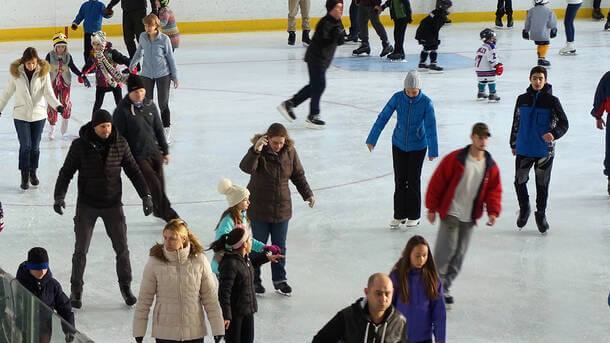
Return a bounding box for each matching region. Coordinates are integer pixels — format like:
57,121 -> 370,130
122,9 -> 146,58
496,0 -> 513,17
594,0 -> 601,10
392,146 -> 426,220
393,18 -> 409,54
70,204 -> 132,294
137,154 -> 179,222
291,63 -> 326,116
156,339 -> 203,343
142,75 -> 172,128
514,154 -> 554,213
93,86 -> 122,116
83,32 -> 93,64
225,315 -> 254,343
357,5 -> 388,45
348,0 -> 359,36
419,42 -> 439,64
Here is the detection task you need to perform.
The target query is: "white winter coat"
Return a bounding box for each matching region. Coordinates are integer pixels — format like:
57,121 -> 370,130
133,244 -> 225,341
0,59 -> 61,122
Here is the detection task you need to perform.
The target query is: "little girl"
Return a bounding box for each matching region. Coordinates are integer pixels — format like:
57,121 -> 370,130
390,235 -> 446,343
45,33 -> 91,139
210,227 -> 277,343
156,0 -> 180,51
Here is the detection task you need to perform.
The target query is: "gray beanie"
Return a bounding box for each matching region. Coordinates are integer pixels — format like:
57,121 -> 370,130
404,70 -> 422,89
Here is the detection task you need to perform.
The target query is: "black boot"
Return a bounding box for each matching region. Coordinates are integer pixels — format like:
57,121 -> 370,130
535,211 -> 549,234
29,169 -> 39,186
70,292 -> 82,309
254,281 -> 266,294
507,14 -> 514,28
517,204 -> 531,229
495,16 -> 503,28
120,284 -> 137,306
352,43 -> 371,56
302,30 -> 311,46
380,42 -> 393,57
20,170 -> 29,190
288,31 -> 296,45
593,8 -> 604,20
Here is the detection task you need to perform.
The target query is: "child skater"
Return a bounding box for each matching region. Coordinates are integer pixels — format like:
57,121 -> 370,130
415,0 -> 452,73
523,0 -> 557,67
475,28 -> 503,102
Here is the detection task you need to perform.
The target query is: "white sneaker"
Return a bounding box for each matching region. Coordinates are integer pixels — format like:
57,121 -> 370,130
389,218 -> 406,229
48,125 -> 55,140
164,127 -> 172,145
405,219 -> 420,227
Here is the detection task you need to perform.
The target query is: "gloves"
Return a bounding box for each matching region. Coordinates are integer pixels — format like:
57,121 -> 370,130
522,30 -> 529,40
254,135 -> 268,152
135,337 -> 143,343
71,23 -> 78,31
142,195 -> 153,216
550,28 -> 557,38
82,76 -> 91,88
54,199 -> 66,215
104,8 -> 114,17
495,63 -> 504,76
214,336 -> 224,343
263,245 -> 281,255
56,105 -> 64,114
65,333 -> 75,343
306,196 -> 315,208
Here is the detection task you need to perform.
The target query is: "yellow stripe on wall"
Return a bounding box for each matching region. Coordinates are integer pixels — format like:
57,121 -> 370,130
0,8 -> 605,42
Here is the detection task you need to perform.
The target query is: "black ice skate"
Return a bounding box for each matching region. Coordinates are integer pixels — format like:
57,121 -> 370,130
535,211 -> 549,234
517,205 -> 531,229
488,93 -> 501,102
428,63 -> 444,74
305,114 -> 326,129
605,20 -> 610,31
353,44 -> 371,56
254,282 -> 266,295
274,282 -> 293,296
495,16 -> 503,28
477,92 -> 488,101
277,100 -> 297,122
507,15 -> 514,28
380,43 -> 394,57
607,179 -> 610,196
288,31 -> 296,46
302,30 -> 311,46
593,8 -> 604,20
444,289 -> 454,309
418,63 -> 430,72
387,52 -> 406,61
345,31 -> 359,43
20,170 -> 29,190
537,58 -> 551,67
29,169 -> 39,186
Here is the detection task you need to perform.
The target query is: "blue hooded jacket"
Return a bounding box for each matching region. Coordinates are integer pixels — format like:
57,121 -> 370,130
366,90 -> 438,157
73,0 -> 111,34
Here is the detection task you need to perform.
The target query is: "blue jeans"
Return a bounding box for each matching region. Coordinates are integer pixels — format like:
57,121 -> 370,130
251,220 -> 289,284
564,3 -> 581,43
14,119 -> 45,171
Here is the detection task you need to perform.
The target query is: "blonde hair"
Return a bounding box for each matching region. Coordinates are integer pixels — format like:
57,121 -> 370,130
163,219 -> 204,253
142,14 -> 161,29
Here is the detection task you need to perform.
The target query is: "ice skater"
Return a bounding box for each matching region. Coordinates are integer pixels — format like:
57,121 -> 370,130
510,66 -> 569,234
591,71 -> 610,194
415,0 -> 452,73
380,0 -> 412,61
495,0 -> 513,28
426,123 -> 502,307
366,70 -> 438,229
475,28 -> 503,102
522,0 -> 558,67
352,0 -> 393,57
277,0 -> 344,128
71,0 -> 113,63
559,0 -> 582,56
287,0 -> 311,46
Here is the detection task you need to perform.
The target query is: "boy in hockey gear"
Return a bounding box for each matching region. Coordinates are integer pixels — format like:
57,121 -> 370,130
510,66 -> 569,234
415,0 -> 452,73
72,0 -> 113,63
475,29 -> 503,102
495,0 -> 513,28
81,31 -> 131,115
287,0 -> 311,46
352,0 -> 393,57
46,33 -> 91,140
591,71 -> 610,194
559,0 -> 582,56
277,0 -> 344,128
154,0 -> 179,51
523,0 -> 557,67
380,0 -> 412,61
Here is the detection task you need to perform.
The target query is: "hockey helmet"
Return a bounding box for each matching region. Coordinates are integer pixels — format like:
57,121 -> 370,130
480,28 -> 496,42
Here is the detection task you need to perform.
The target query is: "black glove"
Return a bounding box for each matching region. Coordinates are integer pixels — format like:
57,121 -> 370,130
65,333 -> 74,343
550,28 -> 557,38
82,76 -> 91,88
142,195 -> 153,216
522,30 -> 529,40
214,336 -> 224,343
135,337 -> 143,343
56,105 -> 64,114
54,199 -> 66,215
71,23 -> 78,31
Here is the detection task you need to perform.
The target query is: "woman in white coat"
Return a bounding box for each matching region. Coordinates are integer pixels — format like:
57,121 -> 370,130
133,219 -> 225,343
0,47 -> 63,190
560,0 -> 582,55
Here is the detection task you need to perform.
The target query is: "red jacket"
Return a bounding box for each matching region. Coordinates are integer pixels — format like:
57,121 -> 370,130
425,146 -> 502,223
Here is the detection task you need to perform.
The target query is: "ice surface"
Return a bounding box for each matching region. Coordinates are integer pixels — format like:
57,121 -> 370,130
0,20 -> 609,342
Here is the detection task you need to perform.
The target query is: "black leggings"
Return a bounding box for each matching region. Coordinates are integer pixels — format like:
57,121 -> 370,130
93,86 -> 122,115
225,315 -> 254,343
393,18 -> 409,54
392,146 -> 426,220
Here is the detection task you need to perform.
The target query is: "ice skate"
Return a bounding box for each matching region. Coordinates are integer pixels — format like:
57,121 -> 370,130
507,15 -> 514,28
418,63 -> 430,72
352,44 -> 371,56
477,92 -> 488,101
535,211 -> 549,234
605,20 -> 610,31
405,219 -> 420,227
444,289 -> 454,310
537,58 -> 551,67
488,93 -> 501,102
302,30 -> 311,46
288,31 -> 296,46
70,292 -> 82,309
559,43 -> 576,56
277,100 -> 297,122
495,16 -> 503,28
387,52 -> 406,61
428,63 -> 444,74
254,282 -> 266,295
389,218 -> 406,229
593,8 -> 604,20
305,114 -> 325,129
29,169 -> 39,187
60,119 -> 69,136
274,282 -> 292,296
517,205 -> 531,229
380,43 -> 393,57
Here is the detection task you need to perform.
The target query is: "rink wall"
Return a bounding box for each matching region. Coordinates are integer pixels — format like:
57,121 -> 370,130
0,0 -> 606,42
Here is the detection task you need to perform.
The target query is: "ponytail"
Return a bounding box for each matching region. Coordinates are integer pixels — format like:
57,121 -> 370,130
208,234 -> 230,253
186,229 -> 204,253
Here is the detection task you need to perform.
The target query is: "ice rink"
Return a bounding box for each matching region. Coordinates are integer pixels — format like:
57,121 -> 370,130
0,19 -> 609,342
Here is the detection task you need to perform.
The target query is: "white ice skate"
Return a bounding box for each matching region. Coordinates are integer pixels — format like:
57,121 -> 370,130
405,219 -> 420,227
389,218 -> 406,229
559,43 -> 576,56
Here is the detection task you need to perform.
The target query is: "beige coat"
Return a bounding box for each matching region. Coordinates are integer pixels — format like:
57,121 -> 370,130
133,244 -> 225,340
0,59 -> 61,122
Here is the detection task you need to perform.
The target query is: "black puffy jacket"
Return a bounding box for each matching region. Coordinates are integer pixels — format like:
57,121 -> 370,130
54,122 -> 150,208
304,14 -> 345,69
415,9 -> 448,45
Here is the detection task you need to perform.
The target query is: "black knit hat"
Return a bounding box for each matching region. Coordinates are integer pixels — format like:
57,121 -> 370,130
325,0 -> 343,12
26,247 -> 49,270
127,74 -> 145,93
91,109 -> 113,127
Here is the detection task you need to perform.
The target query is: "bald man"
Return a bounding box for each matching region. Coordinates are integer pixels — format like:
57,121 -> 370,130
313,273 -> 407,343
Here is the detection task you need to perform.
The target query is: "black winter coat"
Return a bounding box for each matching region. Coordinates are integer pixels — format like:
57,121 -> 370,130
113,97 -> 169,160
415,9 -> 448,45
304,14 -> 345,69
218,252 -> 269,321
107,0 -> 154,13
54,122 -> 150,208
15,263 -> 75,328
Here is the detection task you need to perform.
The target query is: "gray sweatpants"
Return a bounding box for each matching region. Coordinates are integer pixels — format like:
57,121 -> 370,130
433,215 -> 474,292
358,5 -> 389,45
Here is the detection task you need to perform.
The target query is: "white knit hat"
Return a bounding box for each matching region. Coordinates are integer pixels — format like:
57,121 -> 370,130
404,70 -> 422,89
218,179 -> 250,208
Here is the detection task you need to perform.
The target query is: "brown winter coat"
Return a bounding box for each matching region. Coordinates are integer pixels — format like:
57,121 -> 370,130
239,134 -> 313,223
133,243 -> 225,341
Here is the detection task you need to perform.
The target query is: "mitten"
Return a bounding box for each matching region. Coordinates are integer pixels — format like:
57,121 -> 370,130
522,30 -> 529,40
550,28 -> 557,38
495,63 -> 504,76
142,195 -> 153,216
71,23 -> 78,31
264,245 -> 281,255
82,76 -> 91,88
57,105 -> 64,114
54,199 -> 66,215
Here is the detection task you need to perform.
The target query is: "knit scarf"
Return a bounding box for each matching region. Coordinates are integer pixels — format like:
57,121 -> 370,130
94,49 -> 127,88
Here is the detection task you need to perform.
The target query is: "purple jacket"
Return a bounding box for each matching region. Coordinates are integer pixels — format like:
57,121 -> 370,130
390,270 -> 446,342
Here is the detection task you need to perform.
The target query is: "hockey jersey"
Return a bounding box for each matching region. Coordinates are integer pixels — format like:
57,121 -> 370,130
475,43 -> 499,81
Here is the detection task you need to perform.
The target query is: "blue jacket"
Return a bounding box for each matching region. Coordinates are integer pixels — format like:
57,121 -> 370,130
211,212 -> 265,274
366,90 -> 438,157
390,270 -> 446,343
73,0 -> 109,34
510,84 -> 569,158
130,32 -> 178,80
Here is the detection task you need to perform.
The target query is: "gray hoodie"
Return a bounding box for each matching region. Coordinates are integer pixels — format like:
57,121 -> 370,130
130,31 -> 177,80
524,4 -> 557,42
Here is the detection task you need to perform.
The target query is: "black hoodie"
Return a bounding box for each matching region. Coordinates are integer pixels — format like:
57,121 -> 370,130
54,122 -> 150,208
313,298 -> 407,343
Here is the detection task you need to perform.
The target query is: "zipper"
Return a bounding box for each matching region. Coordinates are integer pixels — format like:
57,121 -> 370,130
177,256 -> 184,340
406,97 -> 412,146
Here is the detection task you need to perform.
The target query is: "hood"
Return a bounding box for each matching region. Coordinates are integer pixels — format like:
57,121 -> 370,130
526,83 -> 553,95
16,262 -> 53,288
10,59 -> 50,79
79,122 -> 118,145
350,297 -> 402,342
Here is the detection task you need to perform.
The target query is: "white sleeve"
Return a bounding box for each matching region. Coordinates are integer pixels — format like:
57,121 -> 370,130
0,77 -> 16,113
